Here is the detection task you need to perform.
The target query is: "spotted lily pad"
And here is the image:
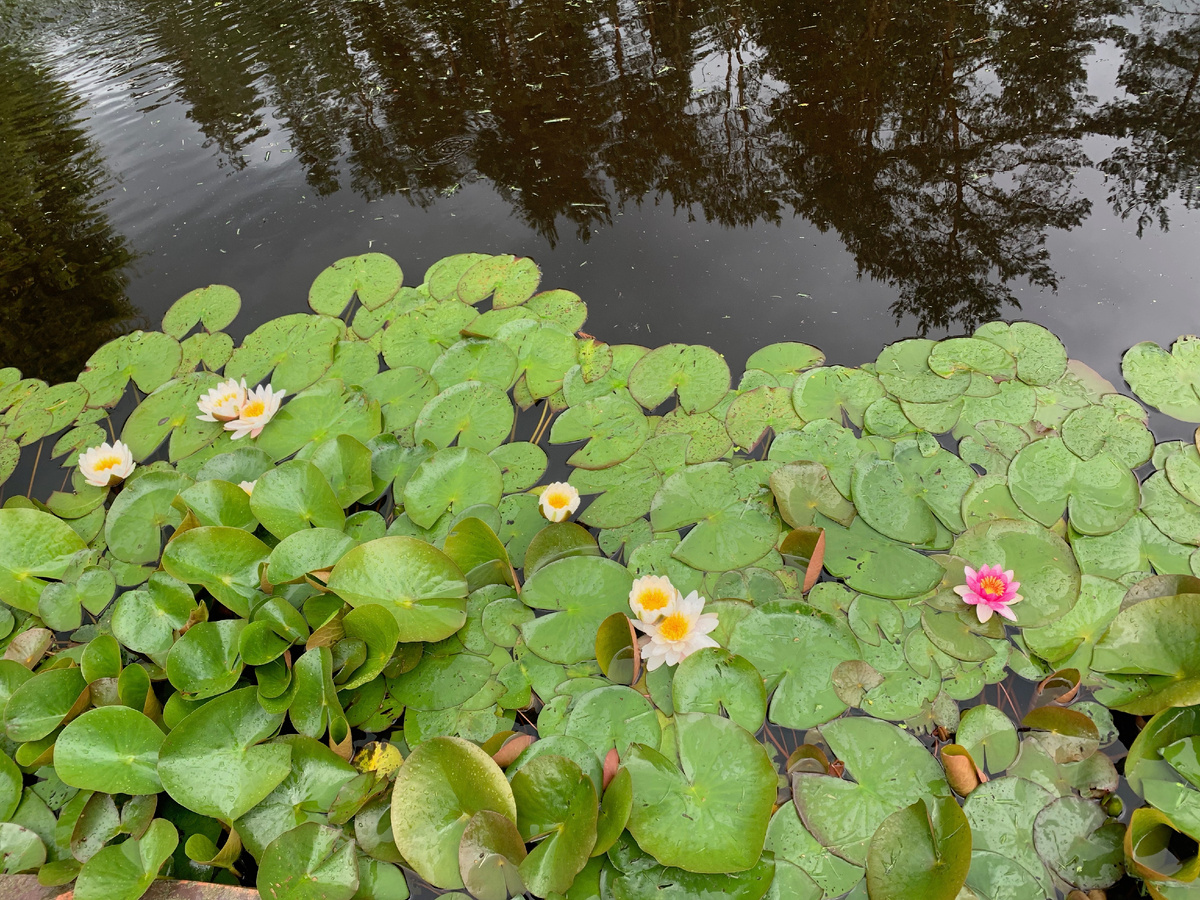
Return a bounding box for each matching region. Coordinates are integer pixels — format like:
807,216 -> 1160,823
308,253 -> 403,316
628,344 -> 730,415
1008,437 -> 1139,535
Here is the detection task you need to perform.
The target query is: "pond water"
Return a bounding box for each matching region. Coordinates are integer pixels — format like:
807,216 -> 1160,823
4,0 -> 1200,423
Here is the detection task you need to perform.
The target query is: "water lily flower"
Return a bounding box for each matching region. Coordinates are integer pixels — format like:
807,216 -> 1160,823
225,383 -> 285,440
955,564 -> 1022,623
78,440 -> 135,488
633,590 -> 719,671
628,574 -> 680,623
538,482 -> 580,522
238,480 -> 256,495
196,378 -> 247,422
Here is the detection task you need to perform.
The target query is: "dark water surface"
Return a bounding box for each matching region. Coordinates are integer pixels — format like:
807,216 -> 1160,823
3,0 -> 1200,400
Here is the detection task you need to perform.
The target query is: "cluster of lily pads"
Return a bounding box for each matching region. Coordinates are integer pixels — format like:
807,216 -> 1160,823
3,252 -> 1200,899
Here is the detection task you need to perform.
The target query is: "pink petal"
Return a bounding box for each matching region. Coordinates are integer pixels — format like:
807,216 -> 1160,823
1002,570 -> 1015,582
976,604 -> 994,623
995,603 -> 1018,622
963,566 -> 978,581
953,585 -> 971,598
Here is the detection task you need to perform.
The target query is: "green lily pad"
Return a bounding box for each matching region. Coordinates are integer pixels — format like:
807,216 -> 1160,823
792,366 -> 885,428
236,735 -> 356,859
1122,336 -> 1200,421
956,704 -> 1019,773
309,253 -> 403,316
511,754 -> 598,896
73,818 -> 177,900
257,822 -> 358,900
111,573 -> 196,660
54,706 -> 164,795
0,507 -> 88,613
950,518 -> 1080,627
162,285 -> 242,338
158,687 -> 293,822
729,605 -> 860,730
104,470 -> 191,564
876,340 -> 971,403
562,685 -> 660,760
671,648 -> 766,733
327,536 -> 467,642
1032,795 -> 1123,890
489,442 -> 547,493
161,525 -> 271,617
225,314 -> 342,393
519,557 -> 633,664
267,527 -> 358,586
650,462 -> 777,571
770,462 -> 855,528
792,717 -> 949,867
431,338 -> 518,391
1061,398 -> 1153,469
746,342 -> 825,376
166,619 -> 245,699
928,338 -> 1016,379
4,665 -> 87,742
852,439 -> 974,543
250,459 -> 345,540
1092,587 -> 1200,714
426,254 -> 491,301
414,381 -> 514,452
550,392 -> 650,470
381,300 -> 478,372
975,321 -> 1068,387
865,796 -> 971,900
725,387 -> 805,452
819,516 -> 945,600
626,712 -> 774,873
962,776 -> 1055,895
628,344 -> 730,415
764,802 -> 864,898
390,736 -> 516,889
1007,437 -> 1139,535
492,257 -> 542,308
403,447 -> 503,529
78,331 -> 184,407
458,809 -> 527,900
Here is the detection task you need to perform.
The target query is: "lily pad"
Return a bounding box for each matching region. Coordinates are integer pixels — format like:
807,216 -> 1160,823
403,447 -> 504,529
865,796 -> 971,900
729,605 -> 861,730
161,526 -> 271,617
162,285 -> 242,338
671,648 -> 767,733
54,706 -> 164,795
626,712 -> 774,873
628,344 -> 730,415
157,687 -> 293,822
308,253 -> 403,316
519,557 -> 633,664
1122,336 -> 1200,421
257,822 -> 359,900
792,717 -> 949,866
511,754 -> 598,896
390,736 -> 516,889
1008,437 -> 1139,535
414,381 -> 514,452
327,536 -> 467,642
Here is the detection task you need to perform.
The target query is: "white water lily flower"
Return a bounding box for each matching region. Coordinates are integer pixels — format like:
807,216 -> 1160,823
628,574 -> 680,624
78,440 -> 135,488
196,378 -> 247,422
538,482 -> 580,522
238,480 -> 256,495
632,591 -> 719,671
225,383 -> 285,440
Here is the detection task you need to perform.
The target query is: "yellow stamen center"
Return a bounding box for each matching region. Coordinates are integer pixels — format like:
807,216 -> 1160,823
659,613 -> 690,642
548,492 -> 569,509
978,575 -> 1006,599
241,400 -> 265,417
93,455 -> 122,472
218,391 -> 239,404
639,587 -> 671,612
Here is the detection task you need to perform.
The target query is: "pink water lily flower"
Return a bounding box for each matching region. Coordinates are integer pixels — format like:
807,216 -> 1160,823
955,565 -> 1022,623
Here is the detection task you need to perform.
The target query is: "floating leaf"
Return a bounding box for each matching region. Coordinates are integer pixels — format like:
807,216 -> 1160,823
161,525 -> 271,617
327,536 -> 467,642
415,381 -> 514,452
550,392 -> 650,470
628,344 -> 730,415
626,712 -> 774,874
226,314 -> 342,393
792,717 -> 949,866
865,796 -> 971,900
309,253 -> 403,316
729,606 -> 860,730
0,507 -> 88,613
1008,437 -> 1139,535
1123,336 -> 1200,421
55,706 -> 164,795
792,366 -> 885,428
511,754 -> 598,895
519,557 -> 633,664
257,822 -> 358,900
403,447 -> 503,529
390,736 -> 516,889
158,687 -> 292,822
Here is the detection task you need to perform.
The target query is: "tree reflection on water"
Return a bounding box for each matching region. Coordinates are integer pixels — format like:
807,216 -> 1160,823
3,0 -> 1200,381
